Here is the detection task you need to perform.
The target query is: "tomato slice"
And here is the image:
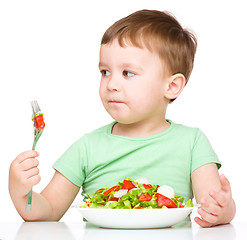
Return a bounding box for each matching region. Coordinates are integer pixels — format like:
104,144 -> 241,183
138,193 -> 152,202
155,193 -> 177,208
109,197 -> 119,201
34,115 -> 45,130
143,184 -> 152,189
103,186 -> 120,196
122,180 -> 136,190
96,188 -> 105,192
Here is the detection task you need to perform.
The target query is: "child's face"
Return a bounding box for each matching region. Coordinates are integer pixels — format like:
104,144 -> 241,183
99,39 -> 170,124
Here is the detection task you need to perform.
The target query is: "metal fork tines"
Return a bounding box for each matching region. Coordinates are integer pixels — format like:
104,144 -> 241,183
31,100 -> 41,116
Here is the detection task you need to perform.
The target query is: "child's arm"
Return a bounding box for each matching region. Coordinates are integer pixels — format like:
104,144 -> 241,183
9,151 -> 80,221
191,163 -> 236,227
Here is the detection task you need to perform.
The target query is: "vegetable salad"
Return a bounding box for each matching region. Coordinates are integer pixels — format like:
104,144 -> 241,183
80,178 -> 193,209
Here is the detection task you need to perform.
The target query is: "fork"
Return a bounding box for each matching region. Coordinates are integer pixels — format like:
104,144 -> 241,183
25,100 -> 45,212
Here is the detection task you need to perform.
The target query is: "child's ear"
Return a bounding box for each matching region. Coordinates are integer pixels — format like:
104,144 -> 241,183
164,73 -> 186,101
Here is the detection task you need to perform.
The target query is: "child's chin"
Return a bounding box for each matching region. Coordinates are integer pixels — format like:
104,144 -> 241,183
108,114 -> 132,124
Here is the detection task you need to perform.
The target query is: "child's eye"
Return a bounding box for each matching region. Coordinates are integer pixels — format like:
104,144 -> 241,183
101,70 -> 110,77
123,71 -> 135,77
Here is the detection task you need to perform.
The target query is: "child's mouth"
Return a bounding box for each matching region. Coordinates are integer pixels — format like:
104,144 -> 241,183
109,100 -> 123,104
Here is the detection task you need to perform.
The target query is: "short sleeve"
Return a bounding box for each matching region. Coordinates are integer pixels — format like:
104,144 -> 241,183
191,129 -> 221,173
52,136 -> 87,187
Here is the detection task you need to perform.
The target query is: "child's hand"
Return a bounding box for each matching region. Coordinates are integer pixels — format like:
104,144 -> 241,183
195,174 -> 236,228
9,151 -> 41,198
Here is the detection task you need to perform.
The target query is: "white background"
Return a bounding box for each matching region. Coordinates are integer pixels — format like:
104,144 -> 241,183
0,0 -> 246,222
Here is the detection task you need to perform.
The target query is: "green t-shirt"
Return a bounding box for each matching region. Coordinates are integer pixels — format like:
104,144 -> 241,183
53,120 -> 221,201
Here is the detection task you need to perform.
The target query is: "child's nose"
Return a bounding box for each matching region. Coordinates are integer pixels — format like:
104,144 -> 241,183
107,74 -> 121,92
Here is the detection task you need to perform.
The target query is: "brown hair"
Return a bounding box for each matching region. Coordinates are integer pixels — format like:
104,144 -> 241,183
101,10 -> 197,102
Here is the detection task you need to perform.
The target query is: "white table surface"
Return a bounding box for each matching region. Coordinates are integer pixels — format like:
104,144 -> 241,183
0,220 -> 245,240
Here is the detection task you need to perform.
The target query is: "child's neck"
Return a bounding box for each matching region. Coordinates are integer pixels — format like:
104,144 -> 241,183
111,119 -> 171,138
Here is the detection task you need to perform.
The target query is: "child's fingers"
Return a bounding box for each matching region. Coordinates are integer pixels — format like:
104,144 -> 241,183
197,208 -> 218,225
25,167 -> 40,180
209,191 -> 228,207
220,174 -> 231,193
194,217 -> 214,228
200,198 -> 221,216
27,174 -> 41,186
28,175 -> 41,185
20,158 -> 39,171
15,150 -> 39,163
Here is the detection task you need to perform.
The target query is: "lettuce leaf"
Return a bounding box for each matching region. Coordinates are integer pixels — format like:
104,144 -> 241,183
184,199 -> 193,208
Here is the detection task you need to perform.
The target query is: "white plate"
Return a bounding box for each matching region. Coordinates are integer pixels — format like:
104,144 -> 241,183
75,206 -> 195,229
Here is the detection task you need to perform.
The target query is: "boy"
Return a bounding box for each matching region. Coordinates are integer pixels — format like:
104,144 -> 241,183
9,10 -> 235,227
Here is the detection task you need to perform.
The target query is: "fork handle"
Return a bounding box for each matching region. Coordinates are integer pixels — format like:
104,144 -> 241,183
32,130 -> 43,150
25,189 -> 33,212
